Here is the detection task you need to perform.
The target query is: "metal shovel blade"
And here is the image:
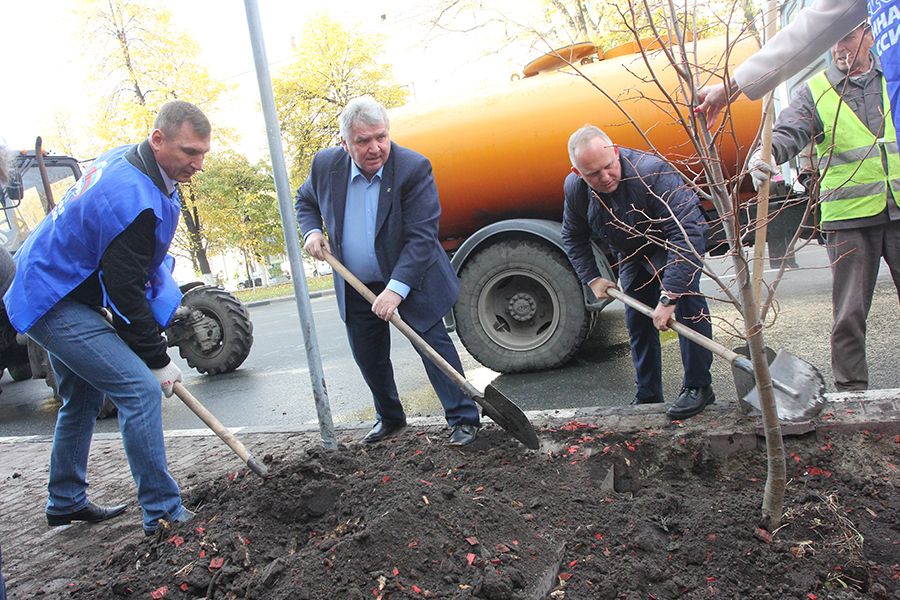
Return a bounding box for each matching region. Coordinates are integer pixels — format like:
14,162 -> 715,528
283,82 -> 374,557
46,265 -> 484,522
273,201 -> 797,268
480,384 -> 540,449
741,349 -> 826,421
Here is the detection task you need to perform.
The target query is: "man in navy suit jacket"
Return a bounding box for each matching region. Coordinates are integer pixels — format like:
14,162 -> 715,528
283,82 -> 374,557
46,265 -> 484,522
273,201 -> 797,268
295,96 -> 480,445
561,125 -> 716,420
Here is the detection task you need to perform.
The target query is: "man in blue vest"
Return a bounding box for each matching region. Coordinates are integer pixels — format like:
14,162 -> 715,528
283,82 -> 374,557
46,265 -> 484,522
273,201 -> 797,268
3,101 -> 210,536
746,24 -> 900,392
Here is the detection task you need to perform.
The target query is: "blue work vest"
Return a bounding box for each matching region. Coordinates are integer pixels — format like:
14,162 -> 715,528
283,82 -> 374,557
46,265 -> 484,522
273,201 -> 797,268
871,0 -> 900,130
3,145 -> 182,334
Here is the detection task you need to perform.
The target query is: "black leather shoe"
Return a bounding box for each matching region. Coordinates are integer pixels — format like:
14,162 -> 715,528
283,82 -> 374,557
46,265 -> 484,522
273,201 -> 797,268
363,420 -> 406,444
47,501 -> 127,526
448,424 -> 479,446
631,396 -> 664,405
666,386 -> 715,420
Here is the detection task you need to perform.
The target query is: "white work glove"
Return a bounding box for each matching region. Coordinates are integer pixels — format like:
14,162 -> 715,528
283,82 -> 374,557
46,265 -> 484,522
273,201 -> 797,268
748,148 -> 778,191
151,362 -> 183,398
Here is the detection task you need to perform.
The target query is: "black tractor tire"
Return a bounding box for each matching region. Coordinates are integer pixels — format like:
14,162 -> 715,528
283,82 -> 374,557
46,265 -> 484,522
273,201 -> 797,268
177,286 -> 253,375
454,239 -> 591,373
97,397 -> 118,419
6,361 -> 32,381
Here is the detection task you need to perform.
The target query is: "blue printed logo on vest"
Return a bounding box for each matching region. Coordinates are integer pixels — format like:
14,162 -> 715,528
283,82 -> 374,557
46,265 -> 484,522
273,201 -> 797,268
52,159 -> 108,221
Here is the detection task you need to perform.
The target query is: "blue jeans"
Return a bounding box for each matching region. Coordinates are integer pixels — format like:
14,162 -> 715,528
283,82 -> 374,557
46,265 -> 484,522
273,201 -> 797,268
27,299 -> 187,533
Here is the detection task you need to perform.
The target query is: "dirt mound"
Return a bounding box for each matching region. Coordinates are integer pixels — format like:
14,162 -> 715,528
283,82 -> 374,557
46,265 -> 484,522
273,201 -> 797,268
56,422 -> 898,599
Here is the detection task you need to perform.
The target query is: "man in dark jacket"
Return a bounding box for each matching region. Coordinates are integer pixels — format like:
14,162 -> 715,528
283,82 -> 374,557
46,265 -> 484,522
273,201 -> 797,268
561,125 -> 715,419
296,96 -> 480,445
3,101 -> 209,535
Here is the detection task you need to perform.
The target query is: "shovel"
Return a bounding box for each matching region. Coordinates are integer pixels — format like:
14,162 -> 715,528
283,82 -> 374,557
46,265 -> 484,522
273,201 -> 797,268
322,253 -> 540,449
173,382 -> 269,477
606,288 -> 826,421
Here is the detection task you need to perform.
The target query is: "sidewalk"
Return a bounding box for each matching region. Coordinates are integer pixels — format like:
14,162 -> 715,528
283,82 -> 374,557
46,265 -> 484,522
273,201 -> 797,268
0,391 -> 897,598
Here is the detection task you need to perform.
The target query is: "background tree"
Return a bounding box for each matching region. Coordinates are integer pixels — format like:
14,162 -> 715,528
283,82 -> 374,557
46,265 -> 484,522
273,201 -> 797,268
272,14 -> 408,186
188,151 -> 280,285
426,0 -> 738,59
76,0 -> 233,277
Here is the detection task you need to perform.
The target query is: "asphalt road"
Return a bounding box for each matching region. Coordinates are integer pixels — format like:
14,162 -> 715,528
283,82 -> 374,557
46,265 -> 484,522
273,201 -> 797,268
0,244 -> 897,437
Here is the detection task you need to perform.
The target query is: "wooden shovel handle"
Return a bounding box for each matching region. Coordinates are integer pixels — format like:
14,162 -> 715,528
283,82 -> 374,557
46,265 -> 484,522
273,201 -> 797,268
606,288 -> 740,364
321,253 -> 481,400
173,382 -> 268,477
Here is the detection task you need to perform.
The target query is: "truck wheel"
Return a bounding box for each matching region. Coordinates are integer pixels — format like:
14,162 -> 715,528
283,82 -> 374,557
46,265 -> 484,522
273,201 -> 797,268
455,240 -> 590,372
6,362 -> 32,381
177,286 -> 253,375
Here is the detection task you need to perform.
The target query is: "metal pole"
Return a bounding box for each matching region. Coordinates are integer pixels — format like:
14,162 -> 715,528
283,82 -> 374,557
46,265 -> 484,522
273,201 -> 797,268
243,0 -> 336,449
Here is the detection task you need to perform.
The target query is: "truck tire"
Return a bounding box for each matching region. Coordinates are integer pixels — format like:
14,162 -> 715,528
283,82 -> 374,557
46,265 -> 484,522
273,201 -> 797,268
454,239 -> 590,372
177,286 -> 253,375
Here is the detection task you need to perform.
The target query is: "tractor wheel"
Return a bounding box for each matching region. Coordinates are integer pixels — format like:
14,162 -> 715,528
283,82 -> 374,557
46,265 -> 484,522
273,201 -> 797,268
176,286 -> 253,375
6,361 -> 32,381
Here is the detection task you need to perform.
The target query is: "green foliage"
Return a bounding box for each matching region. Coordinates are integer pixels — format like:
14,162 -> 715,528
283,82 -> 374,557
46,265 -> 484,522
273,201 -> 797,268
188,151 -> 283,261
232,276 -> 334,303
76,0 -> 230,152
272,14 -> 408,186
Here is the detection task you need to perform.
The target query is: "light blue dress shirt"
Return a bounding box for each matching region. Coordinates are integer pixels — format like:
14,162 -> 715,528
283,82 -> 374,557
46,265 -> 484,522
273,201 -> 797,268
304,161 -> 410,298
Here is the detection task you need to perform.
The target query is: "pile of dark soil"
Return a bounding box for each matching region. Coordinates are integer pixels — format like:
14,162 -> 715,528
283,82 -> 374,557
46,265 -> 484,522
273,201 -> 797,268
58,420 -> 898,599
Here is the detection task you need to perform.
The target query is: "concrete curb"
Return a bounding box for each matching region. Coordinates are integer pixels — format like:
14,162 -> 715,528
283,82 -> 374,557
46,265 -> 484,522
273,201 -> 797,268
3,389 -> 895,446
243,288 -> 335,308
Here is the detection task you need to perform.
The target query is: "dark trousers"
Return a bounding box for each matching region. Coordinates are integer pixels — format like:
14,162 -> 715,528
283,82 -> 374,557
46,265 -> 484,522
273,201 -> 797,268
623,264 -> 713,403
343,282 -> 480,427
826,220 -> 900,391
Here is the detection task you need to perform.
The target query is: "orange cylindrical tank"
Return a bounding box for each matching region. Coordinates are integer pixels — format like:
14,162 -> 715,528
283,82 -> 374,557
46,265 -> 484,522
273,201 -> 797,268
390,35 -> 762,249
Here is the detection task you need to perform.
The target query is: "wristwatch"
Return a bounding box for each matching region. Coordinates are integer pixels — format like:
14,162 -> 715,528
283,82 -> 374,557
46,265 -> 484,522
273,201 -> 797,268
659,293 -> 674,306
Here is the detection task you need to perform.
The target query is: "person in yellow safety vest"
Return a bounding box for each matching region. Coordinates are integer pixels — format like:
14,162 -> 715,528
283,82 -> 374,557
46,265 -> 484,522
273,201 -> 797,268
748,23 -> 900,392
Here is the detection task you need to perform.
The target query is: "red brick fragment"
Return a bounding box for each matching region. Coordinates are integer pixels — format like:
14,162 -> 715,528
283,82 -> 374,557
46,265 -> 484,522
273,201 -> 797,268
754,528 -> 773,544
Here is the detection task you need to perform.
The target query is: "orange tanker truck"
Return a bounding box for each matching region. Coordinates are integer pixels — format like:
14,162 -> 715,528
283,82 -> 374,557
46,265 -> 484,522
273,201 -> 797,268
389,34 -> 763,374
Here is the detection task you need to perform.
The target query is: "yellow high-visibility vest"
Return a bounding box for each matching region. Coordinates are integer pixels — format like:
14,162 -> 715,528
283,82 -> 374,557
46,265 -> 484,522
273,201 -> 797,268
806,71 -> 900,222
